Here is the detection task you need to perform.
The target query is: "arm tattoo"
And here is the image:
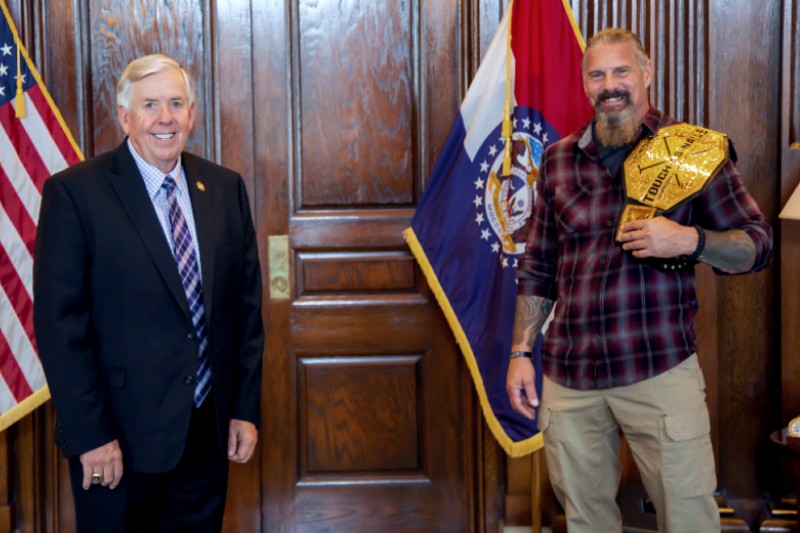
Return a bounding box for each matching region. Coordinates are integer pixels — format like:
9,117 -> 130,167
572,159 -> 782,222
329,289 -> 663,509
511,295 -> 555,351
699,228 -> 756,274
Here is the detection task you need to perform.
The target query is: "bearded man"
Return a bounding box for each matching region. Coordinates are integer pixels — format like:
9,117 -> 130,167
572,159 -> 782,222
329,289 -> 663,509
505,28 -> 772,533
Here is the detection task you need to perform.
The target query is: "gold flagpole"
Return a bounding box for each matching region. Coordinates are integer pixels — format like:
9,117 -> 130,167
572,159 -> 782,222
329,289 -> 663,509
501,0 -> 514,177
6,0 -> 26,118
500,2 -> 543,531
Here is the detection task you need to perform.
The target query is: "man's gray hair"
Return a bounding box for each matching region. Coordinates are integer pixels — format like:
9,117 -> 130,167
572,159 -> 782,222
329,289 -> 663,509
116,54 -> 195,111
582,28 -> 650,73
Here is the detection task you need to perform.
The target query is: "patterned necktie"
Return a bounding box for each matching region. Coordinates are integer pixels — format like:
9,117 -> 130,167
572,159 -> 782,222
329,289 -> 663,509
162,175 -> 211,407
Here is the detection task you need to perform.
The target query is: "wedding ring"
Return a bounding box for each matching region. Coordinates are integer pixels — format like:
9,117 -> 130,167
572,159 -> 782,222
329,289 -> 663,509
91,472 -> 102,484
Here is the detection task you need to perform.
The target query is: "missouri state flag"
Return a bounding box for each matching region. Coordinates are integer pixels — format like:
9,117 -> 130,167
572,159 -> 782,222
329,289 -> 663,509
404,0 -> 593,457
0,0 -> 83,431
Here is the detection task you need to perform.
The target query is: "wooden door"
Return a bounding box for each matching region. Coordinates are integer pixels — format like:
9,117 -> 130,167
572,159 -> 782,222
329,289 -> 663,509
252,2 -> 473,531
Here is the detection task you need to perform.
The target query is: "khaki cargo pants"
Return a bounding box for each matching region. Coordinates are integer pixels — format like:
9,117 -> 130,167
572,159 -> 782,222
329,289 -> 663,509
538,354 -> 720,533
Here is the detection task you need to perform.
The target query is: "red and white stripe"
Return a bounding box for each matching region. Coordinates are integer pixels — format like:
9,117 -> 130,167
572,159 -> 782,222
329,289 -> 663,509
0,83 -> 82,427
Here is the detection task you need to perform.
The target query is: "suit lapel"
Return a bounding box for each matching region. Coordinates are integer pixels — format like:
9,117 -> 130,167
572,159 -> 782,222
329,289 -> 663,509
106,142 -> 192,319
183,154 -> 216,325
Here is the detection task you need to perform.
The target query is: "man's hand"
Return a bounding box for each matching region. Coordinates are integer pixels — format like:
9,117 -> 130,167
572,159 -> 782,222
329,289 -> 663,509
228,419 -> 258,463
80,439 -> 123,490
506,357 -> 539,420
617,217 -> 697,258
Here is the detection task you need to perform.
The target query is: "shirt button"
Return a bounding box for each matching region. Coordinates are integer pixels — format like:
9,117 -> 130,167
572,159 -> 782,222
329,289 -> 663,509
600,259 -> 606,265
606,220 -> 613,227
187,332 -> 196,340
185,375 -> 195,385
594,335 -> 601,342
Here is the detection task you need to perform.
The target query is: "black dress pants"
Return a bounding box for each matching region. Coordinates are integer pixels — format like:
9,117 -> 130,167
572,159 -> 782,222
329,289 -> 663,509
68,400 -> 229,533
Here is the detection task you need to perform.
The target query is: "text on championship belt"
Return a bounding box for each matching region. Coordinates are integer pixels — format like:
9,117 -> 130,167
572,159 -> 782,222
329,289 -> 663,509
616,124 -> 729,240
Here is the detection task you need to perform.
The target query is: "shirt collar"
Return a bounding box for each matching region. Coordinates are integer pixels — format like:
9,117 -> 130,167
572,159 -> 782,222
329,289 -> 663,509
126,138 -> 184,200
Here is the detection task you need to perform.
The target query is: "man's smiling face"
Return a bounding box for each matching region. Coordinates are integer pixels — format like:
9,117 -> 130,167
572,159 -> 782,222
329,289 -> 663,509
583,40 -> 652,146
117,67 -> 195,173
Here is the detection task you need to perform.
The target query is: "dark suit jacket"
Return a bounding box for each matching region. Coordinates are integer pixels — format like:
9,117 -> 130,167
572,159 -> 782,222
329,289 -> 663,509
33,141 -> 264,473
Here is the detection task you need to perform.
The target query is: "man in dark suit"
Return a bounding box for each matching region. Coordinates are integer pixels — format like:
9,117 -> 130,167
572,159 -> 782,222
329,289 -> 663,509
33,53 -> 264,532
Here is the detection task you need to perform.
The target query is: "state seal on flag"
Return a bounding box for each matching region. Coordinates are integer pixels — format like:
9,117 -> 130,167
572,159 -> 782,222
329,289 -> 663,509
473,110 -> 554,267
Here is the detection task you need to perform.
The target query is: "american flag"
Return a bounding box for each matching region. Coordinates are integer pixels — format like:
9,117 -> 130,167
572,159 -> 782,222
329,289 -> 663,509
0,1 -> 83,431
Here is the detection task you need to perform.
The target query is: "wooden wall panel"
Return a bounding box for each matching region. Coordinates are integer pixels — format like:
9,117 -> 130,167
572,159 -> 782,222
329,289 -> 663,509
87,0 -> 209,157
297,0 -> 414,207
709,0 -> 781,508
568,0 -> 709,154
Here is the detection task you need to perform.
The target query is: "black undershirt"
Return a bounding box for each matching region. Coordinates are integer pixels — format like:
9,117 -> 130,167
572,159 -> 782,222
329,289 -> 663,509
593,123 -> 641,177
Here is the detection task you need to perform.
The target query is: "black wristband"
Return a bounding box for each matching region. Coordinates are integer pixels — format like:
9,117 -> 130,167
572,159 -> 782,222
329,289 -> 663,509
686,225 -> 706,262
510,351 -> 533,359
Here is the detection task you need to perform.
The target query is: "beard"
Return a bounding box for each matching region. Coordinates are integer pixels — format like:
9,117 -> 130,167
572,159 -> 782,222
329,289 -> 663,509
593,90 -> 639,148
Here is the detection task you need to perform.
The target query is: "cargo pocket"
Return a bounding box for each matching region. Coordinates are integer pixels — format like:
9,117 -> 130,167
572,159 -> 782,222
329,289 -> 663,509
660,408 -> 716,499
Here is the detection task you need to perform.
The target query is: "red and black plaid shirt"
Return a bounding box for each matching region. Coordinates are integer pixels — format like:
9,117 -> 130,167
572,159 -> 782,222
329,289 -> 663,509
517,106 -> 773,390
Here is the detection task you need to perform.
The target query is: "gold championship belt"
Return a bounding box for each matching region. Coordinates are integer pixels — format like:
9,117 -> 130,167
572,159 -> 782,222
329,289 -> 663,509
618,124 -> 730,269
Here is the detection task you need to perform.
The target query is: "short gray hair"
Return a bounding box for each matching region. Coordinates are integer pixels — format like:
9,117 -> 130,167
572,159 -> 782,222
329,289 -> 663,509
582,28 -> 650,73
116,54 -> 195,111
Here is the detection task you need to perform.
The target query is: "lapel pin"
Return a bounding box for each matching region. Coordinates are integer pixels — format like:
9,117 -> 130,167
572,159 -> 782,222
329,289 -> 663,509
196,181 -> 206,192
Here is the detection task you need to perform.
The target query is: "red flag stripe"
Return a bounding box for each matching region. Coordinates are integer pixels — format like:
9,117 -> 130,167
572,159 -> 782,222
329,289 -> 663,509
0,238 -> 35,346
0,301 -> 35,403
0,167 -> 37,255
26,85 -> 82,170
1,94 -> 68,192
0,286 -> 39,402
0,335 -> 35,404
0,103 -> 52,199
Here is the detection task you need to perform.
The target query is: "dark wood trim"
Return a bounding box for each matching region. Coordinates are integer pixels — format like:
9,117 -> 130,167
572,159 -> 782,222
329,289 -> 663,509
0,431 -> 11,533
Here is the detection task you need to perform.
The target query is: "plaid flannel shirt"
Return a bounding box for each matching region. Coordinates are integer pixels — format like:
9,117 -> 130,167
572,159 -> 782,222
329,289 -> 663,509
517,106 -> 773,390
